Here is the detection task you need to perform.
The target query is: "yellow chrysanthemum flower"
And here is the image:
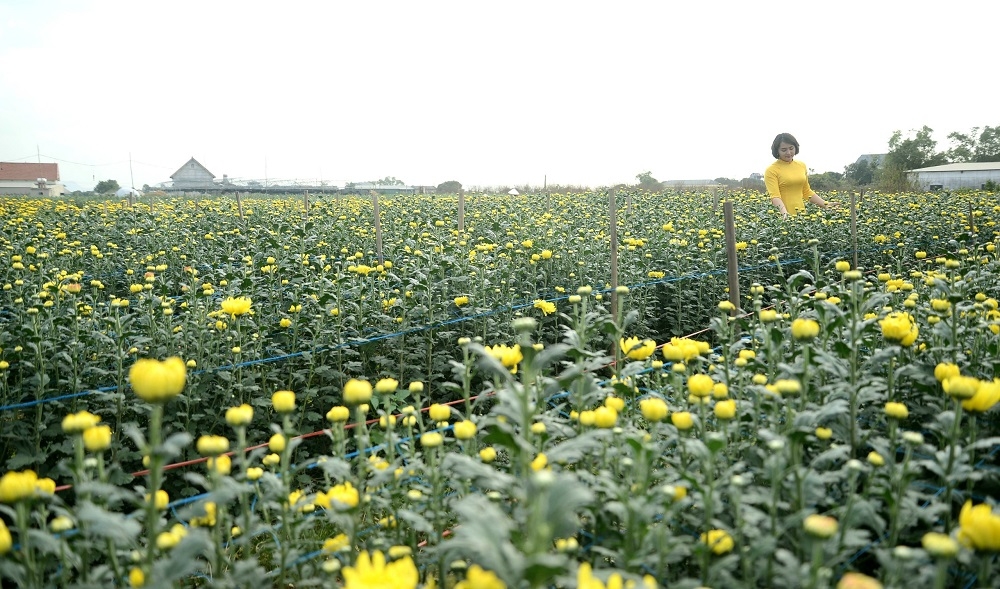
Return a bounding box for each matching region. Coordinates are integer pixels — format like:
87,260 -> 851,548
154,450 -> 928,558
619,336 -> 656,360
455,564 -> 507,589
128,357 -> 186,403
957,500 -> 1000,551
220,296 -> 252,317
342,551 -> 418,589
700,529 -> 735,555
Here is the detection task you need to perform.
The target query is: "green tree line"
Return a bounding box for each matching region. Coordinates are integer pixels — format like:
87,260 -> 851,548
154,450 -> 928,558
838,125 -> 1000,191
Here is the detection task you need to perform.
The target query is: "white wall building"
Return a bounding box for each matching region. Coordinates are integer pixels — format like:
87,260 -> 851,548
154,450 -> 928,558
908,162 -> 1000,191
0,162 -> 65,196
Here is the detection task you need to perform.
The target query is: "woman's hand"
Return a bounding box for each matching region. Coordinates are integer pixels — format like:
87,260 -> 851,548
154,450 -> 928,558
771,197 -> 788,217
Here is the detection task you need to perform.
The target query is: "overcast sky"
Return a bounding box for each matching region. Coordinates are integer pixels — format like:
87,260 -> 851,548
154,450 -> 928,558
2,1 -> 997,191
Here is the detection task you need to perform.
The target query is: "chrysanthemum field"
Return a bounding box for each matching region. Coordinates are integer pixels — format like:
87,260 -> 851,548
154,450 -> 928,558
0,189 -> 998,588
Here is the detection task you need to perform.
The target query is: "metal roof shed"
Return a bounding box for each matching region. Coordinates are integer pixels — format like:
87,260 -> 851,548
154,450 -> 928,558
907,162 -> 1000,191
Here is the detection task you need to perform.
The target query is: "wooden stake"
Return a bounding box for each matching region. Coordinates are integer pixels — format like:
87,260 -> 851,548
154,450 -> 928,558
850,191 -> 859,270
304,190 -> 310,219
723,199 -> 741,314
236,192 -> 245,221
713,187 -> 720,213
372,190 -> 384,264
609,187 -> 619,324
458,188 -> 465,233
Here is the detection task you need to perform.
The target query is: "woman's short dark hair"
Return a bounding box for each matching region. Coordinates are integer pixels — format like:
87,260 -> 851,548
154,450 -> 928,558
771,133 -> 800,159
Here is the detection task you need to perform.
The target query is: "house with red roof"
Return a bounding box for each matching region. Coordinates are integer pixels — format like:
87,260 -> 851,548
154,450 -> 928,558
0,162 -> 65,196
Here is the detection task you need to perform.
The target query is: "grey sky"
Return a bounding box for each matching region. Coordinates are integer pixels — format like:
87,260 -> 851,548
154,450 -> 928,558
2,0 -> 997,191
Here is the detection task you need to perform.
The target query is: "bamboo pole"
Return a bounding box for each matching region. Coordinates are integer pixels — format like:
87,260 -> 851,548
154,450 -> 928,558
458,189 -> 465,233
723,199 -> 741,314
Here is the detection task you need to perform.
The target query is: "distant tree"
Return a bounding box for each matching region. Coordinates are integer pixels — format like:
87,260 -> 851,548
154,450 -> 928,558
946,126 -> 1000,162
875,126 -> 946,191
713,177 -> 741,188
843,159 -> 875,186
377,176 -> 405,186
977,126 -> 1000,161
884,126 -> 948,171
94,179 -> 120,194
635,171 -> 663,191
808,171 -> 844,191
436,180 -> 462,194
141,184 -> 152,193
946,130 -> 976,163
741,176 -> 765,191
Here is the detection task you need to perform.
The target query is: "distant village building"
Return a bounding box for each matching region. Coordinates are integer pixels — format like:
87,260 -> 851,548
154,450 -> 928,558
663,179 -> 722,189
162,157 -> 337,194
343,182 -> 416,195
0,162 -> 65,196
168,157 -> 217,191
907,162 -> 1000,191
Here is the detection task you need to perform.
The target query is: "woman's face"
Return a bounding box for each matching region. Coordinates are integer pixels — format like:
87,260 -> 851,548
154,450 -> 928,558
778,142 -> 796,162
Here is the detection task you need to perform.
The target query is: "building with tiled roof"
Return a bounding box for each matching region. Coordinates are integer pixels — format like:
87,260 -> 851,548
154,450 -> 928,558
0,162 -> 65,196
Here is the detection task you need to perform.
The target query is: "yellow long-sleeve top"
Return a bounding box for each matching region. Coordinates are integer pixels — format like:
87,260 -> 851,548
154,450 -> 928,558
764,159 -> 815,216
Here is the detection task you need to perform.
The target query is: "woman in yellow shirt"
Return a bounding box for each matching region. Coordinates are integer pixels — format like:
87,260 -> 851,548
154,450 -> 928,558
764,133 -> 836,217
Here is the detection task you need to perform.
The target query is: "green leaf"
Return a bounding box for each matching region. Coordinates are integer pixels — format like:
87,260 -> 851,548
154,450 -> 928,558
75,501 -> 142,544
445,495 -> 524,586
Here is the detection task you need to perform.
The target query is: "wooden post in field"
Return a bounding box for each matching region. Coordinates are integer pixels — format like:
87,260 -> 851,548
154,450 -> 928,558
372,190 -> 384,264
609,187 -> 619,325
304,190 -> 310,220
713,187 -> 720,213
850,191 -> 859,270
458,189 -> 465,233
858,188 -> 864,207
236,192 -> 245,221
625,189 -> 632,217
723,199 -> 741,314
